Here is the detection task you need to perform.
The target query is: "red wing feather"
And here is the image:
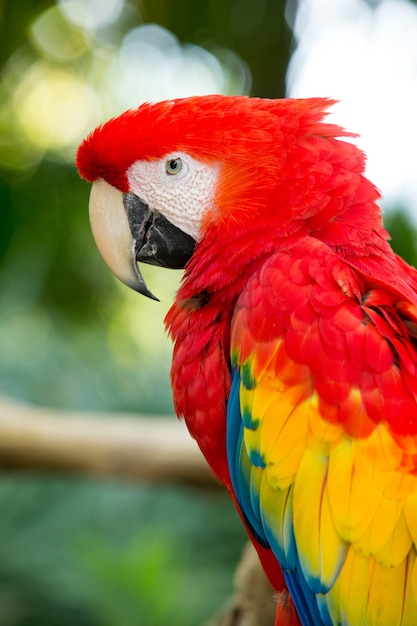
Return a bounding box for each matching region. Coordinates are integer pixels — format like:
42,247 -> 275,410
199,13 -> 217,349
229,235 -> 417,625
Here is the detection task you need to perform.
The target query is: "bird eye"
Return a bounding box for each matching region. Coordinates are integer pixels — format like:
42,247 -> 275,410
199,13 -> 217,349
166,157 -> 183,175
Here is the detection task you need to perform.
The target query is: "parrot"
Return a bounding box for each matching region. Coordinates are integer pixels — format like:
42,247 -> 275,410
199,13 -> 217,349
76,94 -> 417,625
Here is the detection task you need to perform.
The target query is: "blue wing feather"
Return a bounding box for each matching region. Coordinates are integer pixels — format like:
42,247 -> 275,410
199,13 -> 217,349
227,370 -> 269,548
227,369 -> 326,626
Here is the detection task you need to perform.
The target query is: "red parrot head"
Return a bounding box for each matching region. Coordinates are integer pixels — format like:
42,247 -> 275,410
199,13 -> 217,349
76,94 -> 381,300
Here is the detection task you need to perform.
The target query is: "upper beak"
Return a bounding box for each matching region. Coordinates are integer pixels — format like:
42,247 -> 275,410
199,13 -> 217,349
89,179 -> 196,300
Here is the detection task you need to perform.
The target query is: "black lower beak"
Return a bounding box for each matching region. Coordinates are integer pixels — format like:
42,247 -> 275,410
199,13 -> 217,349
124,193 -> 196,269
123,192 -> 196,298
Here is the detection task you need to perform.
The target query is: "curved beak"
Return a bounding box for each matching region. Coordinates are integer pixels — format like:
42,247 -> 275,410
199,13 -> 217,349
89,178 -> 196,300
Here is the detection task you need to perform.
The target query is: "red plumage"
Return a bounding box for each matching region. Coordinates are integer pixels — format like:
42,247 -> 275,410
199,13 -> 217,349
77,95 -> 417,625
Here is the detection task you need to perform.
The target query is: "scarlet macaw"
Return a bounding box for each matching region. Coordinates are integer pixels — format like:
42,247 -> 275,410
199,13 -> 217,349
76,95 -> 417,625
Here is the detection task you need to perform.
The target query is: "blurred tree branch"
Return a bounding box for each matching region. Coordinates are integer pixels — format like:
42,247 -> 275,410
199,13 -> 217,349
0,394 -> 215,488
0,394 -> 282,623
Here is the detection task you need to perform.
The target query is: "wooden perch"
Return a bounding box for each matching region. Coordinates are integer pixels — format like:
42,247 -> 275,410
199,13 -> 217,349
207,542 -> 277,626
0,395 -> 281,625
0,394 -> 216,488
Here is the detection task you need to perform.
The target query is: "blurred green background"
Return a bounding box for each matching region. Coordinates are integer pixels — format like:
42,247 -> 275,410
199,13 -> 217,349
1,1 -> 417,624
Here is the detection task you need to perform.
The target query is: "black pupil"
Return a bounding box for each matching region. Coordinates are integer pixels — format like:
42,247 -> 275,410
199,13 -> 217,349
170,159 -> 179,171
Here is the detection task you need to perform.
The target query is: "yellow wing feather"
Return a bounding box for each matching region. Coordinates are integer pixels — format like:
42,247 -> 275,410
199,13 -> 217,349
235,344 -> 417,623
230,242 -> 417,624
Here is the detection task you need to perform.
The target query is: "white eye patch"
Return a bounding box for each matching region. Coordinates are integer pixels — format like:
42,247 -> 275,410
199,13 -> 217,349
127,152 -> 219,241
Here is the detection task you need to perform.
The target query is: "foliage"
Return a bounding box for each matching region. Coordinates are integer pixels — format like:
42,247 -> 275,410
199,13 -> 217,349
384,209 -> 417,268
0,475 -> 246,625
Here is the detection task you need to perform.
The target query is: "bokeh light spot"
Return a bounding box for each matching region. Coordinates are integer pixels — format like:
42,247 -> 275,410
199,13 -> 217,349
13,62 -> 101,150
58,0 -> 125,31
30,5 -> 89,61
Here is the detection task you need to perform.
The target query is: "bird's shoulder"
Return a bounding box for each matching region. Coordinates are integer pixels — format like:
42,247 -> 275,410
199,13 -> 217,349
228,236 -> 417,624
